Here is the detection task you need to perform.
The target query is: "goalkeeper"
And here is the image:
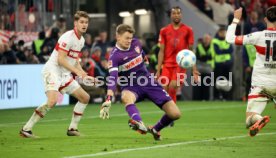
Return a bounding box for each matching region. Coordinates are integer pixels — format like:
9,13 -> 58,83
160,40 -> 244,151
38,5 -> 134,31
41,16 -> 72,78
100,24 -> 181,141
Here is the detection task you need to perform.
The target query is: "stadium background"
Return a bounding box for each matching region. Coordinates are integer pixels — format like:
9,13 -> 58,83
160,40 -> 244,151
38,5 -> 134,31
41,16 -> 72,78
1,0 -> 275,109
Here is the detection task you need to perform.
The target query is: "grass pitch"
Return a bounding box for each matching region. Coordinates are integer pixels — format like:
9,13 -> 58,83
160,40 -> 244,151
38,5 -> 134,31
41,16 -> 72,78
0,101 -> 275,158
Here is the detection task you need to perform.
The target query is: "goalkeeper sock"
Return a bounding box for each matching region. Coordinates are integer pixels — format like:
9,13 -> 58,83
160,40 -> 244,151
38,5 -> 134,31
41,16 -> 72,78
23,103 -> 50,131
125,104 -> 142,121
69,102 -> 87,130
153,114 -> 174,131
169,88 -> 177,103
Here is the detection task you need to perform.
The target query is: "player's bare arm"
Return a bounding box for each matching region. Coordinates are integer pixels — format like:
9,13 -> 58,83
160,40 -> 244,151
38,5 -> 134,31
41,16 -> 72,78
188,45 -> 200,83
76,59 -> 87,74
156,44 -> 165,78
57,50 -> 87,77
192,65 -> 200,83
225,8 -> 243,44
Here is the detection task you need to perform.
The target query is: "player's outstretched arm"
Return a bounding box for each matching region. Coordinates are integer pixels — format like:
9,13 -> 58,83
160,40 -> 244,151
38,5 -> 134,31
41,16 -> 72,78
100,68 -> 118,119
226,7 -> 243,44
226,7 -> 259,46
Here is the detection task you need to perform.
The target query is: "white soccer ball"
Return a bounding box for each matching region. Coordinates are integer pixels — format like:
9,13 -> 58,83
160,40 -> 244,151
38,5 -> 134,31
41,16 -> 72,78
176,49 -> 196,68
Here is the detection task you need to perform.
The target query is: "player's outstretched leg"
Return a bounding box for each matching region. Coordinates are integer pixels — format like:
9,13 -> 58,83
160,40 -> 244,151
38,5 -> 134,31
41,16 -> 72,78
121,90 -> 148,134
68,88 -> 90,136
246,94 -> 269,137
149,100 -> 181,140
126,104 -> 148,134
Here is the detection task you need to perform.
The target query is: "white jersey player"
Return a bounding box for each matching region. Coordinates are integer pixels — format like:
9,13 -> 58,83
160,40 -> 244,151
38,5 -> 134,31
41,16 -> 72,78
226,6 -> 276,136
20,11 -> 91,138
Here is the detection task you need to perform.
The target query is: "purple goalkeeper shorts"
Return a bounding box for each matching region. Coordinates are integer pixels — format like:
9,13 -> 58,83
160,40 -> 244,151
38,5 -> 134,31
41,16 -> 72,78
121,82 -> 172,108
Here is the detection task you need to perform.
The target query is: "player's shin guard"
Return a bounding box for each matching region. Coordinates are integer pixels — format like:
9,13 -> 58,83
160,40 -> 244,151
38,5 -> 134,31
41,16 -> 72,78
153,114 -> 174,131
23,103 -> 50,131
169,88 -> 177,103
69,102 -> 87,130
125,104 -> 142,121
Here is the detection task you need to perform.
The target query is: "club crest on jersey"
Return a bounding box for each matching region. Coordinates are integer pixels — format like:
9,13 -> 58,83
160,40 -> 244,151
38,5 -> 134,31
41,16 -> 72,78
135,46 -> 141,54
62,42 -> 67,47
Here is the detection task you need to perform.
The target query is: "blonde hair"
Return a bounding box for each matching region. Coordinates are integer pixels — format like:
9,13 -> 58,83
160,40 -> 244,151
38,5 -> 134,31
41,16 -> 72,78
116,24 -> 135,35
74,11 -> 89,21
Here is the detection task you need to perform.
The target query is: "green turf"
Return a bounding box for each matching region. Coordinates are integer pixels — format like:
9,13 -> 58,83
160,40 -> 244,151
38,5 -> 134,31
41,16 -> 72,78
0,101 -> 275,158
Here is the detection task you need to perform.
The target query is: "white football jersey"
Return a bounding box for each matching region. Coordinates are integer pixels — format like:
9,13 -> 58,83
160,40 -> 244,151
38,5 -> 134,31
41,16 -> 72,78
43,29 -> 85,75
226,25 -> 276,87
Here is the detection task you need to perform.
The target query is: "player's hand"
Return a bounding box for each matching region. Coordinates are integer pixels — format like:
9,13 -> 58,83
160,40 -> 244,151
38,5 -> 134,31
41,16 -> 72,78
100,96 -> 112,119
233,7 -> 242,20
155,70 -> 161,79
76,70 -> 87,78
83,76 -> 98,86
192,66 -> 200,83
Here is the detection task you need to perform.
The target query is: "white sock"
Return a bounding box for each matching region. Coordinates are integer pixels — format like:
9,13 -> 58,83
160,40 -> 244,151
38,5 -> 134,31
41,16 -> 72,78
69,102 -> 87,130
246,114 -> 263,128
23,103 -> 50,131
252,114 -> 263,123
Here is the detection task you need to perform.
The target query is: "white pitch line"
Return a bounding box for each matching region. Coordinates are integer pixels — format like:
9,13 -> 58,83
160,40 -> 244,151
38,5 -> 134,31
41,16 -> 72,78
64,132 -> 276,158
0,105 -> 241,126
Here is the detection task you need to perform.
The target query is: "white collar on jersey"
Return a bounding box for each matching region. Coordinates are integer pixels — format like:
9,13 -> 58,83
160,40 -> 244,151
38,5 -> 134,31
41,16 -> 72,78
115,43 -> 130,51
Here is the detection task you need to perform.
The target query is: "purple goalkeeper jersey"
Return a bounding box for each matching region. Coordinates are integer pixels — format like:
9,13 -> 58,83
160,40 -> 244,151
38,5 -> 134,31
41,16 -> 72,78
107,38 -> 172,107
107,38 -> 151,91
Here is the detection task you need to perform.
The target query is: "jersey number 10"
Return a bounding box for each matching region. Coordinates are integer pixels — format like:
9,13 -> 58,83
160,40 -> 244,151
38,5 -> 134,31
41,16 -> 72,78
265,40 -> 276,62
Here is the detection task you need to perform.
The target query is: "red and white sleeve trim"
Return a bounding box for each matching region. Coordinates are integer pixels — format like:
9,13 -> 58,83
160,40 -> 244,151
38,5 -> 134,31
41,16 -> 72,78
234,36 -> 243,45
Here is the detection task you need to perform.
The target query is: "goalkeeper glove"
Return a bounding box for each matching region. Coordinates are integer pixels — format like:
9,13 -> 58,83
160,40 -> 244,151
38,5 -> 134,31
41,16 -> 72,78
100,95 -> 112,119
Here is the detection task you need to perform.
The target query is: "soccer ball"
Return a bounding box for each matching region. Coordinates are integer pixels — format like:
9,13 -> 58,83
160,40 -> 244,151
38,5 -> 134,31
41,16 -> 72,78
176,49 -> 196,68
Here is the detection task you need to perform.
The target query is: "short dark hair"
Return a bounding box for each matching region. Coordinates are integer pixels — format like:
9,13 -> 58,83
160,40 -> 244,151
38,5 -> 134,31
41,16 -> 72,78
266,6 -> 276,23
167,6 -> 182,17
116,24 -> 135,35
171,6 -> 182,12
74,11 -> 89,21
